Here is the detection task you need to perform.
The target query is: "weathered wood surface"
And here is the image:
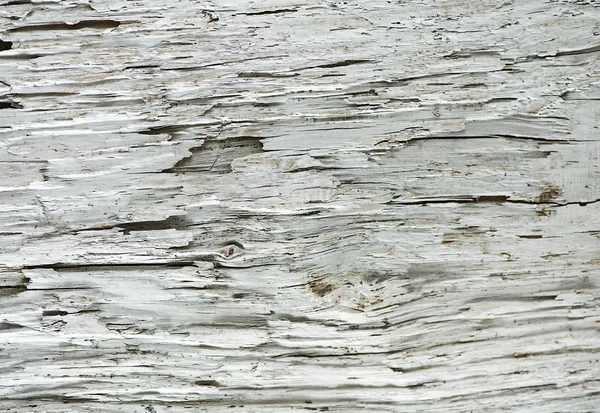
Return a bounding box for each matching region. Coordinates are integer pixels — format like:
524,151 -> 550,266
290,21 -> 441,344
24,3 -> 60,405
1,0 -> 600,411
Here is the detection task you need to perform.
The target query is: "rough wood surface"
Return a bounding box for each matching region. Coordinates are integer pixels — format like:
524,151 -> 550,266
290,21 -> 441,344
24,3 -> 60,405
1,0 -> 600,411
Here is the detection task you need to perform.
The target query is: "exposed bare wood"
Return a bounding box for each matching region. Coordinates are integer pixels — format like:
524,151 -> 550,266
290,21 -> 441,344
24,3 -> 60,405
1,0 -> 599,411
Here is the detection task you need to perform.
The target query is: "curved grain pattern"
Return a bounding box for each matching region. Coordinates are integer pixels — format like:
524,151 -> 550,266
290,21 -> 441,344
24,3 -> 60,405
1,0 -> 599,412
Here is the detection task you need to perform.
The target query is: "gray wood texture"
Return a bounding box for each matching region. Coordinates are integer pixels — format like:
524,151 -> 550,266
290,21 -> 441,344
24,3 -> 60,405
1,0 -> 599,411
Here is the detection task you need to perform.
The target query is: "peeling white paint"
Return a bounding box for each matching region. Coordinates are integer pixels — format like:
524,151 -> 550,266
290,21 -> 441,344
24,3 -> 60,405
1,0 -> 600,412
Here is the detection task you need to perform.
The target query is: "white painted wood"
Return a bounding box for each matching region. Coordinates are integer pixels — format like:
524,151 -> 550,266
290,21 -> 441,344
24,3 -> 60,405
1,0 -> 599,411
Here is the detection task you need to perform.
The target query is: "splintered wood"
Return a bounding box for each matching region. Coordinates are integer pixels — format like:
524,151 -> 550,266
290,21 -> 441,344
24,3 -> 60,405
1,0 -> 599,412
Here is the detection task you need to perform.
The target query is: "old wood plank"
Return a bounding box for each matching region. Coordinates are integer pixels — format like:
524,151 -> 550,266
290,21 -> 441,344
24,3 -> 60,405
1,0 -> 599,411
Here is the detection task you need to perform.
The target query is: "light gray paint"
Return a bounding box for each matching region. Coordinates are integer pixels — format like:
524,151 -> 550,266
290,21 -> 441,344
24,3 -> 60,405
1,0 -> 599,412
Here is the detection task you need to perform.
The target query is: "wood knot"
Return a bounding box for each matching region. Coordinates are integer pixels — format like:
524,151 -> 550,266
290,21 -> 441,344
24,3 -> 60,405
539,185 -> 562,201
309,281 -> 335,297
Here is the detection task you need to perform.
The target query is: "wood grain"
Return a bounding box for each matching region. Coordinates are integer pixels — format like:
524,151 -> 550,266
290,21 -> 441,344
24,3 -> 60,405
1,0 -> 599,411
